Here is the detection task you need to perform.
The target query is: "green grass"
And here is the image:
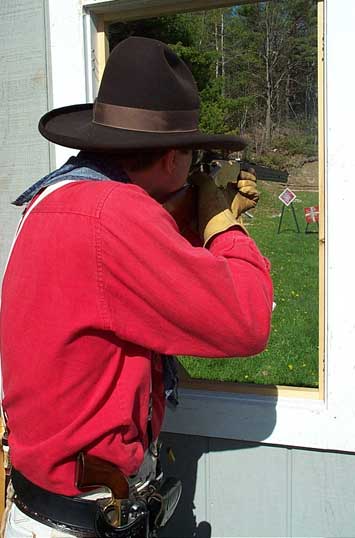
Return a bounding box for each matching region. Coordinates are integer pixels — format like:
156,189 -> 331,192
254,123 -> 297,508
179,182 -> 319,387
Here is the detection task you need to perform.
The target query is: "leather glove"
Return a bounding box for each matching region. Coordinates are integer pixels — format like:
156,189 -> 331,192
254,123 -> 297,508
226,169 -> 259,217
189,171 -> 245,246
189,168 -> 259,247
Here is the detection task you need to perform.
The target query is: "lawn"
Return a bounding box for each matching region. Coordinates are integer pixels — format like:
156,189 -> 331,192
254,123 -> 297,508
179,181 -> 319,388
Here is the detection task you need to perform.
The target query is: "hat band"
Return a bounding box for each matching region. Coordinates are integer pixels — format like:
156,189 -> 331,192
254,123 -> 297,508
93,101 -> 199,133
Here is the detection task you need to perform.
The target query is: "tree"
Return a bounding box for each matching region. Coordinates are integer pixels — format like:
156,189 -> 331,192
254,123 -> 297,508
108,1 -> 318,156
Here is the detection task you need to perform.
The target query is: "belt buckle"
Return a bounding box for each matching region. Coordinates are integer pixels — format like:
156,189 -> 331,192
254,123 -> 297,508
98,496 -> 123,527
95,497 -> 149,537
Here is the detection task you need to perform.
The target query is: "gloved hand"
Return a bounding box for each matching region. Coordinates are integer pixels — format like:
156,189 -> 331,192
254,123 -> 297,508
228,169 -> 259,217
189,168 -> 259,246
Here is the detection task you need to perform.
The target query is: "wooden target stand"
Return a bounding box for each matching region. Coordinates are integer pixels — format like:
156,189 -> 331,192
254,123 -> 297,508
277,188 -> 300,234
304,205 -> 320,233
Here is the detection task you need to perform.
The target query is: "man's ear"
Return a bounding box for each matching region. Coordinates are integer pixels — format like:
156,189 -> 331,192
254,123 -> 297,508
160,149 -> 177,175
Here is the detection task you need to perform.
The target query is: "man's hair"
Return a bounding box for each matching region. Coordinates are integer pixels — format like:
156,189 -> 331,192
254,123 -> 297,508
116,148 -> 191,172
117,150 -> 168,172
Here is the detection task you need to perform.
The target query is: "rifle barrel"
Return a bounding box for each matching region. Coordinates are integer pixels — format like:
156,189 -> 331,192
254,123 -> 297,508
240,161 -> 288,183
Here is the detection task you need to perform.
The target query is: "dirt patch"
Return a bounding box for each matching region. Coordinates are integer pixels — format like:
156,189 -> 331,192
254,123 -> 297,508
287,160 -> 318,191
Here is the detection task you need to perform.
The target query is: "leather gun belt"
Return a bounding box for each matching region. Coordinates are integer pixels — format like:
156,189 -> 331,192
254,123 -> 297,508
11,467 -> 98,538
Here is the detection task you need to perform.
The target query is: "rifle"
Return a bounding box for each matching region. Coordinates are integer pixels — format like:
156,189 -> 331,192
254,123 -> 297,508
163,150 -> 288,237
191,150 -> 289,184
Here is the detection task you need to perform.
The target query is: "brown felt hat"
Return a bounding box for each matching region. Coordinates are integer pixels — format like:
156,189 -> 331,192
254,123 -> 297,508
39,36 -> 246,153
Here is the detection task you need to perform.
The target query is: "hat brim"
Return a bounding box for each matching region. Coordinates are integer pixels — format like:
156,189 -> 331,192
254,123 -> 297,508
39,104 -> 247,153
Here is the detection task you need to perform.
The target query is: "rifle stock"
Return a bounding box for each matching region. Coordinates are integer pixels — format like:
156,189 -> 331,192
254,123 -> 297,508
163,183 -> 199,238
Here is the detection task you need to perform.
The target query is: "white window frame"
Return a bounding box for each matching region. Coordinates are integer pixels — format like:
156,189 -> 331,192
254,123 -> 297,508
46,0 -> 355,452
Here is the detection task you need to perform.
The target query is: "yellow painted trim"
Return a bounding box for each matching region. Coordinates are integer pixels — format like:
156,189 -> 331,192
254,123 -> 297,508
177,361 -> 320,399
317,0 -> 325,402
96,16 -> 109,83
180,378 -> 320,399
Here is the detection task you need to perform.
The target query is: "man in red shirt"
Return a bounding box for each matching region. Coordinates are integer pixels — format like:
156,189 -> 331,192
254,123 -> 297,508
0,37 -> 273,537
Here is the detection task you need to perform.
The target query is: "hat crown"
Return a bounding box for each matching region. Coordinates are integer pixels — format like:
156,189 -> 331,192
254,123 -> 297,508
38,36 -> 246,152
98,37 -> 200,112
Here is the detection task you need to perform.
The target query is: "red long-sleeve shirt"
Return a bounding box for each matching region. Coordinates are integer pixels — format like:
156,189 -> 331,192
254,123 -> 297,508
0,180 -> 272,495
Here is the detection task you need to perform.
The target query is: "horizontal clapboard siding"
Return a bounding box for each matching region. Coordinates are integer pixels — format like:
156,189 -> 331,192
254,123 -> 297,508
0,0 -> 51,276
160,432 -> 355,538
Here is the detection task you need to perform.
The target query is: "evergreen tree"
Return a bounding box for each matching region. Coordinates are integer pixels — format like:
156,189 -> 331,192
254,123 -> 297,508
108,0 -> 318,161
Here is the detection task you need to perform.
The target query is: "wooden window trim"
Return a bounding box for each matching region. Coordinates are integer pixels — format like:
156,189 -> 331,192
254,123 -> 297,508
84,0 -> 267,23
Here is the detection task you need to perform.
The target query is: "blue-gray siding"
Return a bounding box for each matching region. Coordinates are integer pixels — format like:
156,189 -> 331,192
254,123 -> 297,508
160,433 -> 355,538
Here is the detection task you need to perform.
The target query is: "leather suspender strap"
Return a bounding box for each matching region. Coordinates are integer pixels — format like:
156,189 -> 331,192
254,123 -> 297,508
0,180 -> 76,505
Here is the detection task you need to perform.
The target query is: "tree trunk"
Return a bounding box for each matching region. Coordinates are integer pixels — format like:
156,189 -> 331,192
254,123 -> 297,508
215,19 -> 219,78
221,11 -> 225,96
265,11 -> 272,147
285,58 -> 291,122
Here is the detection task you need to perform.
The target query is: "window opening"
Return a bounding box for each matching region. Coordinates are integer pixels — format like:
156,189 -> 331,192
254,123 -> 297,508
92,0 -> 324,397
